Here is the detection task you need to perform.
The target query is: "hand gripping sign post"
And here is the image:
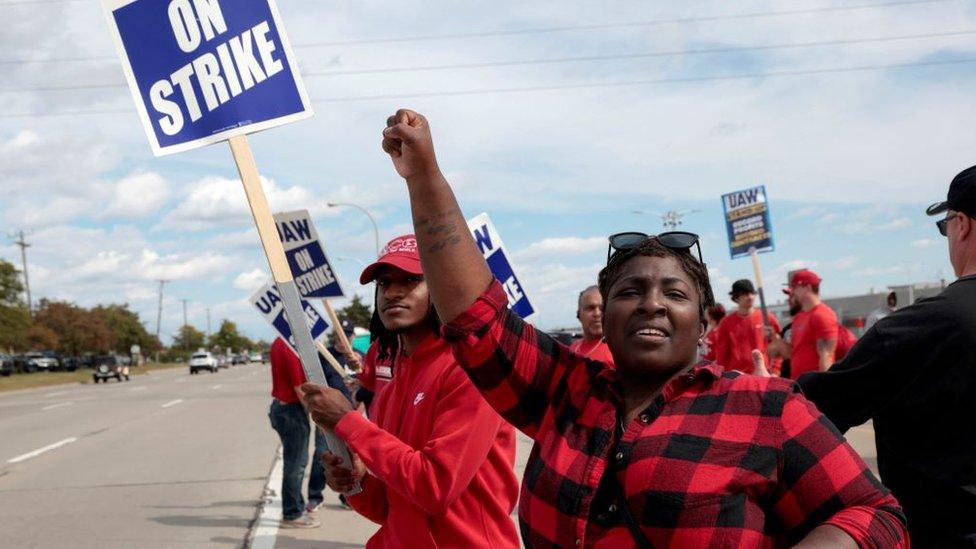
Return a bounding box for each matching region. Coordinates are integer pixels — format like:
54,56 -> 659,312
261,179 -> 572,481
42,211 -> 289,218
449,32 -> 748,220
467,213 -> 537,321
102,0 -> 359,492
721,185 -> 776,327
273,210 -> 360,369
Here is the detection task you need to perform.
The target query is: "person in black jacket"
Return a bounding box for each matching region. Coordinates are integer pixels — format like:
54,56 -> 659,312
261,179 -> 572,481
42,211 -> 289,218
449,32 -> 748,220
798,166 -> 976,548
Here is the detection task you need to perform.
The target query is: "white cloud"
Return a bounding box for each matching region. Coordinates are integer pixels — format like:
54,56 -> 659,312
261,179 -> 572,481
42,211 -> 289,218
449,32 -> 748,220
233,268 -> 268,291
101,172 -> 171,219
911,238 -> 937,248
515,236 -> 605,262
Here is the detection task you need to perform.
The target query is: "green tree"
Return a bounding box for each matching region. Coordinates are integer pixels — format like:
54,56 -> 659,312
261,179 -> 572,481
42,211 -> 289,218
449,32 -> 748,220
337,294 -> 372,330
24,323 -> 59,350
91,304 -> 160,355
34,300 -> 115,356
0,258 -> 25,308
172,325 -> 206,354
209,320 -> 251,352
0,304 -> 29,352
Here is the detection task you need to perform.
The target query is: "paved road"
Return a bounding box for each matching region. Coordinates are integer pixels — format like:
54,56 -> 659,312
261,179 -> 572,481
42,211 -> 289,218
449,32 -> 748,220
0,366 -> 879,548
0,363 -> 279,549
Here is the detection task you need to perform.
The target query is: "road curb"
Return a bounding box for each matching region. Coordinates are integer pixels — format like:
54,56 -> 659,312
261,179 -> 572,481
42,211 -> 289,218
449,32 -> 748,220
244,445 -> 284,549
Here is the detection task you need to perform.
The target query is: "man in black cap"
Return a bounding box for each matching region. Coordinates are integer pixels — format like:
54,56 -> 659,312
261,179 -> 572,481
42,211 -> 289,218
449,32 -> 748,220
713,279 -> 779,374
797,165 -> 976,547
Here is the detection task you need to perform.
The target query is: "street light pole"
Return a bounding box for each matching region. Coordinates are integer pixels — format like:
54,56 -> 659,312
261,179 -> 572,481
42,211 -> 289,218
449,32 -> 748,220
327,202 -> 380,257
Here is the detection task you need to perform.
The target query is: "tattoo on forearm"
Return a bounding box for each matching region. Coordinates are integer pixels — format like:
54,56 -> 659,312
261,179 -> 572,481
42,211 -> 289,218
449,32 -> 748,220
416,209 -> 465,255
816,338 -> 836,354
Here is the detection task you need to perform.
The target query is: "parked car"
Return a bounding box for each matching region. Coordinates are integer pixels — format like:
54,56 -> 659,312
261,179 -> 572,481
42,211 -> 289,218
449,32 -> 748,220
92,355 -> 130,383
189,352 -> 218,374
231,354 -> 247,365
248,351 -> 263,363
15,352 -> 59,373
0,353 -> 13,377
216,355 -> 230,369
41,350 -> 64,370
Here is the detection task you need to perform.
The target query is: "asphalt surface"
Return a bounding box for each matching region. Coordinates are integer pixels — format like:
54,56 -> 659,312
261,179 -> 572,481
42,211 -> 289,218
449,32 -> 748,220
0,365 -> 879,548
0,363 -> 278,548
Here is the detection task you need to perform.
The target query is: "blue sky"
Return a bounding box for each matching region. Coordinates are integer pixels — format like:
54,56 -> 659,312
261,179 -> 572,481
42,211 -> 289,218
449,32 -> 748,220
0,0 -> 970,343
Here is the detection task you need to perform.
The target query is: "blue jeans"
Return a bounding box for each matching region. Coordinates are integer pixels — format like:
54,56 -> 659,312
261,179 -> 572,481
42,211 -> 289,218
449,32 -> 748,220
269,401 -> 330,520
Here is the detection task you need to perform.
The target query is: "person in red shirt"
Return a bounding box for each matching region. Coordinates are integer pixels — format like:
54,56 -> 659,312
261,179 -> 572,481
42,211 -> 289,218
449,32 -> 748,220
713,279 -> 780,374
568,285 -> 614,363
699,303 -> 725,361
358,109 -> 907,548
775,270 -> 840,378
268,337 -> 353,528
299,235 -> 520,549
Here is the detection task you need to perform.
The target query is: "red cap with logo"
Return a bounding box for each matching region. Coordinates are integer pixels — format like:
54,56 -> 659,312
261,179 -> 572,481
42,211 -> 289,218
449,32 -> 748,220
788,269 -> 822,289
359,234 -> 423,284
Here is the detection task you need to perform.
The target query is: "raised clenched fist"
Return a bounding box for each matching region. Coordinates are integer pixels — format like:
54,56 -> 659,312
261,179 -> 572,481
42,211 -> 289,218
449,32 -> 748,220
381,109 -> 440,181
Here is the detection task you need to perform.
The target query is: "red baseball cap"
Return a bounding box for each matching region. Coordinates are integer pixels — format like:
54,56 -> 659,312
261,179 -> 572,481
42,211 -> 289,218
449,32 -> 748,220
788,269 -> 822,289
359,234 -> 423,284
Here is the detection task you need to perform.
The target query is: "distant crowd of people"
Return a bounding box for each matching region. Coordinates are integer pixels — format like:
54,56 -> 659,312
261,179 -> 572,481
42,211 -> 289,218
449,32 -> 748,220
266,111 -> 975,548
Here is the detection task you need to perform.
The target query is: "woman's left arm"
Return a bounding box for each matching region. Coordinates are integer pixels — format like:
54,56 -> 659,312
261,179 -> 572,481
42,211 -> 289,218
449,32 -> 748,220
770,390 -> 909,548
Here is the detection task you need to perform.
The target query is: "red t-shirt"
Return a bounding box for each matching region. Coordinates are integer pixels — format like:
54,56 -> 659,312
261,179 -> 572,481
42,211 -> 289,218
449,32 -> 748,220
700,328 -> 720,362
270,337 -> 307,404
714,309 -> 781,374
789,303 -> 839,379
835,325 -> 858,361
568,337 -> 615,364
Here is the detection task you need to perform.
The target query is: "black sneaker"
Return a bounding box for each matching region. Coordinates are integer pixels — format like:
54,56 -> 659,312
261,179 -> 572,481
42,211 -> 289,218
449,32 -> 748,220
338,494 -> 353,510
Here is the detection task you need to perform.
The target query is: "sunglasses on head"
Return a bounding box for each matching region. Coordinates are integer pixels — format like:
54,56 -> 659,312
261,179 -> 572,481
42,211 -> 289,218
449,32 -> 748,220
607,231 -> 704,264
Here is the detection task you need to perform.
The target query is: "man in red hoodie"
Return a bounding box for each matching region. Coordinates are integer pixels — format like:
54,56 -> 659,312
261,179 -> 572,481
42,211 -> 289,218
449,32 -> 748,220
299,235 -> 520,548
714,279 -> 780,374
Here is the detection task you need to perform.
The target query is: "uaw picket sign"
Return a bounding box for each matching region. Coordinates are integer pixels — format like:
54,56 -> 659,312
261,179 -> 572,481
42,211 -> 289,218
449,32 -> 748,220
274,210 -> 344,298
250,281 -> 328,349
721,185 -> 775,260
103,0 -> 358,490
467,213 -> 537,321
102,0 -> 311,155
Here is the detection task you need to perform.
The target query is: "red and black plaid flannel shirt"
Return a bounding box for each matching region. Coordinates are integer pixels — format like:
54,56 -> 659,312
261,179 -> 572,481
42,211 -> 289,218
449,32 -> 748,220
443,281 -> 908,548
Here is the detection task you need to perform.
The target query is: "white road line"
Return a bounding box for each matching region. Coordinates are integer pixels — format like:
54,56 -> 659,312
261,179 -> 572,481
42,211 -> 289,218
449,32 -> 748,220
41,402 -> 73,411
212,384 -> 222,390
161,399 -> 183,408
247,447 -> 283,549
44,390 -> 70,398
7,437 -> 78,464
175,378 -> 186,383
131,386 -> 147,392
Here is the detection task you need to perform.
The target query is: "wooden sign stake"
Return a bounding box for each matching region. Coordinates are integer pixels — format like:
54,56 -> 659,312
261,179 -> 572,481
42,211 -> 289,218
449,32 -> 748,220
228,135 -> 360,494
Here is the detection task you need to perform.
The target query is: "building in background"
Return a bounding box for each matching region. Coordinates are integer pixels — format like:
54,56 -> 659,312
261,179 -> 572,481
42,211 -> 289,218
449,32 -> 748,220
769,280 -> 947,336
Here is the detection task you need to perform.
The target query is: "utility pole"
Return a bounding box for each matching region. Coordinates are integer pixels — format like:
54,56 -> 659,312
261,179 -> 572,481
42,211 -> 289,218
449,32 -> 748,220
181,298 -> 189,354
155,279 -> 169,341
206,308 -> 211,340
10,231 -> 32,316
181,299 -> 188,328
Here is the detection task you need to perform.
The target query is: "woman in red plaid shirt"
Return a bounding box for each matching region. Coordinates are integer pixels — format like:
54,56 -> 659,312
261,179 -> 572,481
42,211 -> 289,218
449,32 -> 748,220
379,109 -> 908,548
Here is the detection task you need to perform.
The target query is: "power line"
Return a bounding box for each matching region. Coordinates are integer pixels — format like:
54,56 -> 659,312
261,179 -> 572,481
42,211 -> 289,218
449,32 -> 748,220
2,28 -> 974,94
0,55 -> 971,119
9,230 -> 32,316
290,0 -> 960,47
312,29 -> 976,76
0,0 -> 958,64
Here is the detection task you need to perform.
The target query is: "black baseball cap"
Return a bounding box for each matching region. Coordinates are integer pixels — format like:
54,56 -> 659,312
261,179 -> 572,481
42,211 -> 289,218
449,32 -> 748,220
729,279 -> 756,298
926,165 -> 976,217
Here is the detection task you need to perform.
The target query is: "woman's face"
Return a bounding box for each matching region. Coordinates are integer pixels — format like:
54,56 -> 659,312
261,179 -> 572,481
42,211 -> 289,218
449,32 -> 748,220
603,255 -> 706,380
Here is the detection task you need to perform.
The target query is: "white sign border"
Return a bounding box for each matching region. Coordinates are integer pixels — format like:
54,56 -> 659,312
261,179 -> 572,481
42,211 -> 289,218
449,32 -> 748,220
467,211 -> 537,322
100,0 -> 314,157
